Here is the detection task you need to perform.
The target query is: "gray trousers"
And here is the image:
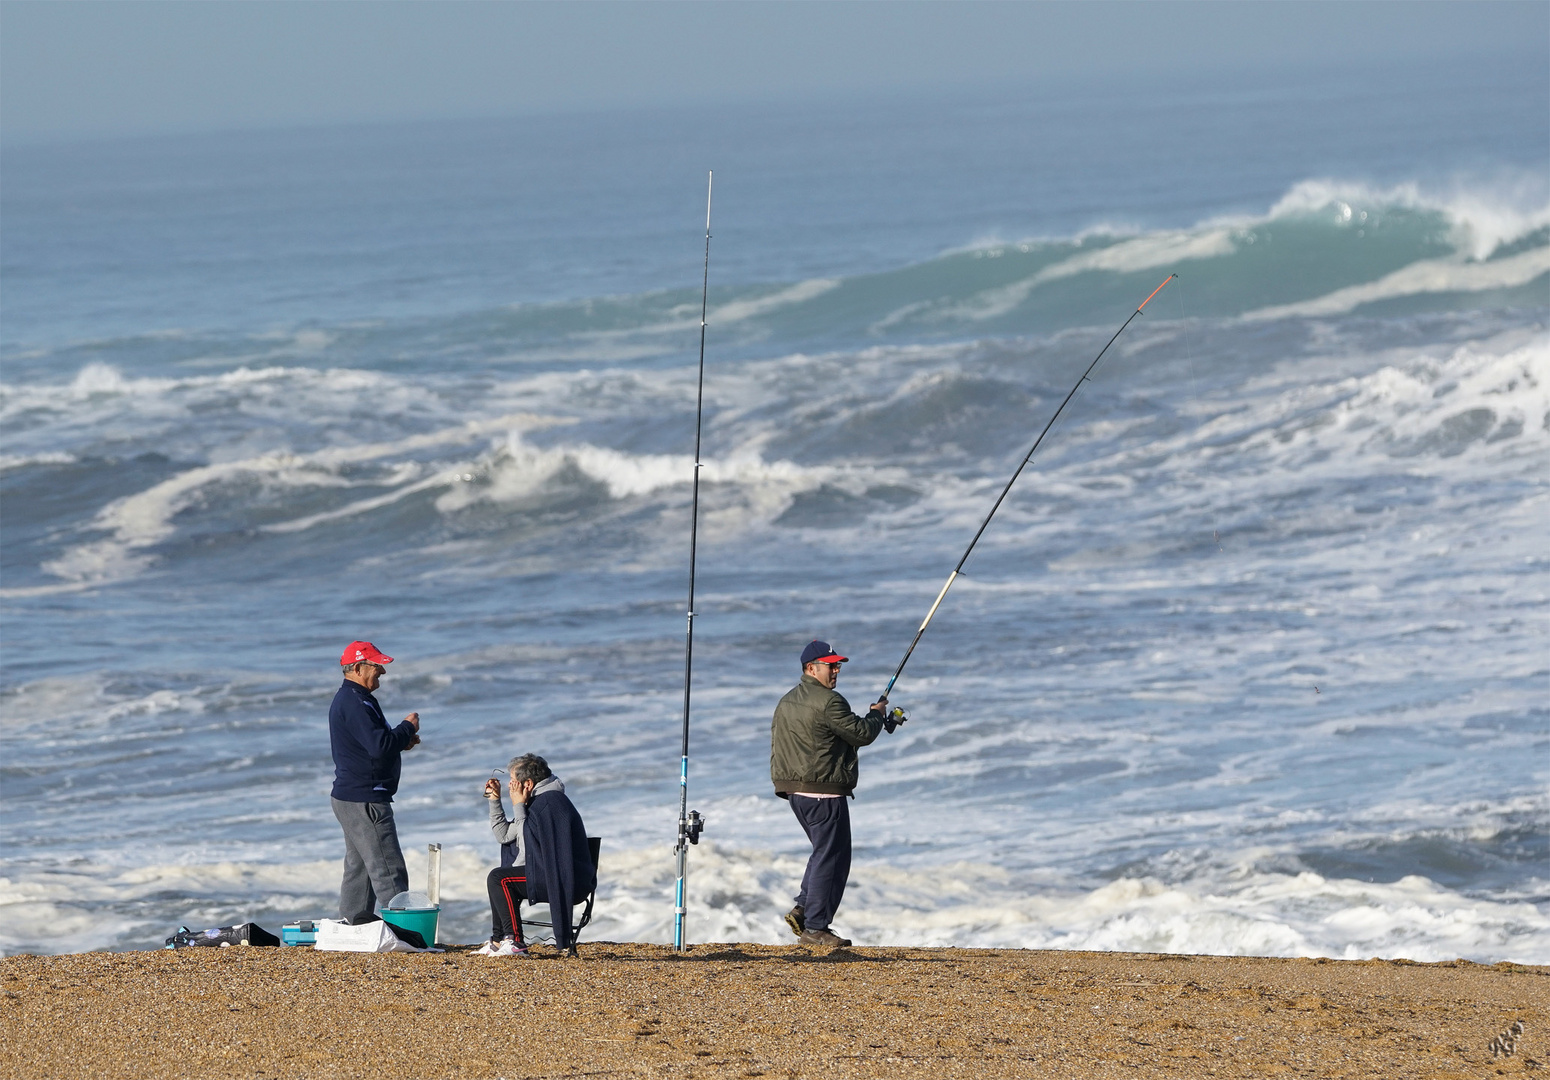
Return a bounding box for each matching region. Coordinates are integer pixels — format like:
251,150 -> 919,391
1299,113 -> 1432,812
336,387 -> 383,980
331,796 -> 409,924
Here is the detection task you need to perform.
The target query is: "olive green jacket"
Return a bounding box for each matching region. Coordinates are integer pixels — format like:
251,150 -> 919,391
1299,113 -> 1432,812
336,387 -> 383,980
770,673 -> 884,797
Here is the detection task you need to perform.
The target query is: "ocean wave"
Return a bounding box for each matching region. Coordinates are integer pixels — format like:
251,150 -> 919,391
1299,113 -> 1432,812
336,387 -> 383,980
1,361 -> 325,418
929,231 -> 1232,324
5,841 -> 1544,961
1200,330 -> 1548,469
0,362 -> 430,472
6,319 -> 1544,597
2,181 -> 1542,392
584,815 -> 1550,961
10,410 -> 571,592
1265,177 -> 1550,261
852,176 -> 1549,337
0,450 -> 75,472
435,431 -> 818,511
1242,247 -> 1550,321
980,326 -> 1550,530
712,278 -> 842,325
8,420 -> 833,592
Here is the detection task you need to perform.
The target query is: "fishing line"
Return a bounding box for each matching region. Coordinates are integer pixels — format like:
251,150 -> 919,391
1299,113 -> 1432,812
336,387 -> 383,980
673,172 -> 712,952
880,274 -> 1177,703
1157,276 -> 1226,558
1165,275 -> 1215,533
1145,276 -> 1232,710
1179,282 -> 1224,556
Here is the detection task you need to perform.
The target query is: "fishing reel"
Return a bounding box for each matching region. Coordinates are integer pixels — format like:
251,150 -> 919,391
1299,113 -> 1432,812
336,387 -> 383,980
883,706 -> 908,734
680,810 -> 705,846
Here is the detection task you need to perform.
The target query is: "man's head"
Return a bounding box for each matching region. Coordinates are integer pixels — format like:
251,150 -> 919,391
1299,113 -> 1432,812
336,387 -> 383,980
508,753 -> 551,784
800,639 -> 847,689
340,640 -> 393,691
507,753 -> 551,801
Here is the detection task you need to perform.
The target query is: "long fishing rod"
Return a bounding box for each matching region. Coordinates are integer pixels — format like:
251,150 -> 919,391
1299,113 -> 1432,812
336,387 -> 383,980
880,273 -> 1177,702
673,172 -> 713,952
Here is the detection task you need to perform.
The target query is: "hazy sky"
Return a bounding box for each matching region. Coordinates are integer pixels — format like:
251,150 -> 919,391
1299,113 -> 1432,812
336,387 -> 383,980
2,1 -> 1546,141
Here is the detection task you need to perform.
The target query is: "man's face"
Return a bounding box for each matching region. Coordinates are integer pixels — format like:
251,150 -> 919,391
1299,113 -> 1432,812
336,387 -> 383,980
358,663 -> 384,691
806,660 -> 841,689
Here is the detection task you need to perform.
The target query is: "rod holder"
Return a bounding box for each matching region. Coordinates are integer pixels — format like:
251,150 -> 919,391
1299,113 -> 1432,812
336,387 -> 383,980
427,843 -> 442,906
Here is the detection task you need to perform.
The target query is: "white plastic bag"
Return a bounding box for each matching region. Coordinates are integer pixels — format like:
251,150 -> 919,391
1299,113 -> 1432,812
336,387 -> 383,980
313,918 -> 431,953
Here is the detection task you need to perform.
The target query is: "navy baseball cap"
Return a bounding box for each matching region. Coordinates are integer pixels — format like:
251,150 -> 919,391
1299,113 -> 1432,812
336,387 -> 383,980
801,640 -> 848,666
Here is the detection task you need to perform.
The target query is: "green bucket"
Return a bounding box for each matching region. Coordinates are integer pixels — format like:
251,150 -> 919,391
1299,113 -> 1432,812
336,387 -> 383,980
380,906 -> 439,947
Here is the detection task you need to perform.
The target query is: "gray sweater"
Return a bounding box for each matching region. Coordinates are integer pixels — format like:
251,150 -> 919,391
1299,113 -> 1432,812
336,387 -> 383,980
488,774 -> 565,867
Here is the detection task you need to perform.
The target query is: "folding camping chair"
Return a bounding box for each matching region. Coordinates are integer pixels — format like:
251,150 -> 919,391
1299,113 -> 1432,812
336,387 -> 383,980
519,836 -> 601,946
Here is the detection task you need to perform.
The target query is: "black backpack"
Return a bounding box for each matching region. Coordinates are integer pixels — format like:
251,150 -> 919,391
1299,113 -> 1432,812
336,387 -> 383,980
164,922 -> 281,949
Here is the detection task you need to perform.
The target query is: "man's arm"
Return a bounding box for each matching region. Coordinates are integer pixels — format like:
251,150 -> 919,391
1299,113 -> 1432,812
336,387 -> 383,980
342,696 -> 416,758
488,793 -> 525,846
824,692 -> 885,747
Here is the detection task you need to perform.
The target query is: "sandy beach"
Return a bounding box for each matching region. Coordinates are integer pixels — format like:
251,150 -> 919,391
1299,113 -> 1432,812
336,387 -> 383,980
1,943 -> 1542,1079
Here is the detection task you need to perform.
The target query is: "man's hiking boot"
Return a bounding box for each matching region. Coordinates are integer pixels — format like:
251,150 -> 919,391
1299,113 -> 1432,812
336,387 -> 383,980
798,928 -> 852,948
783,906 -> 805,937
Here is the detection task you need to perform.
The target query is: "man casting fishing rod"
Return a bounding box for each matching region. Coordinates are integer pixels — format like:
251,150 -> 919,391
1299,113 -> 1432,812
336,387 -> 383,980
766,275 -> 1176,950
771,639 -> 902,948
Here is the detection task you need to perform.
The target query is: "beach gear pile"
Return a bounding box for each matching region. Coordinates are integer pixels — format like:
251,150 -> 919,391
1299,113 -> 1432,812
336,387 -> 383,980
164,913 -> 437,953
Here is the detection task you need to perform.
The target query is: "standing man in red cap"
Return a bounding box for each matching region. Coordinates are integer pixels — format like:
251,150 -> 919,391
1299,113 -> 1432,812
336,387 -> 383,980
770,640 -> 893,948
329,641 -> 422,924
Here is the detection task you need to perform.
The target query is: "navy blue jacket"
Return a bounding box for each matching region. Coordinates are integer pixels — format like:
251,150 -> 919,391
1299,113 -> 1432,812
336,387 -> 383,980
329,679 -> 416,802
523,790 -> 596,951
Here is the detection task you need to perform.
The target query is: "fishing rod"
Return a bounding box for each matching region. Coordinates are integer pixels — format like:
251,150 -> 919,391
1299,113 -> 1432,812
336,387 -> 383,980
673,172 -> 713,952
880,273 -> 1177,703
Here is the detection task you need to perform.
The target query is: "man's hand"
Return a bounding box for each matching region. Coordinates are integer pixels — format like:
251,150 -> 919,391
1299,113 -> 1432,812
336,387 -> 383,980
512,779 -> 536,806
483,778 -> 502,800
868,697 -> 889,717
403,712 -> 421,731
405,732 -> 421,751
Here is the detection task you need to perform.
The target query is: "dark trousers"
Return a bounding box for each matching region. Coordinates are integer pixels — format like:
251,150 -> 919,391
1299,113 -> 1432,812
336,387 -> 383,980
331,797 -> 409,924
487,866 -> 528,943
789,795 -> 851,932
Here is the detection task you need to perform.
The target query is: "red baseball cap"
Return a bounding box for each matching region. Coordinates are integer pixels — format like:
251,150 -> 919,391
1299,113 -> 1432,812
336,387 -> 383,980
340,641 -> 393,667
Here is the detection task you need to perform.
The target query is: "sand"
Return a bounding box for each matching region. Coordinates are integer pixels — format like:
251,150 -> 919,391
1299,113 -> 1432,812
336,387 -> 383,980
1,942 -> 1543,1079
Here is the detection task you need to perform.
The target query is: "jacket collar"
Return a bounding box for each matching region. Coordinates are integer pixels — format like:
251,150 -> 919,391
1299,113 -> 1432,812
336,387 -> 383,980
340,678 -> 380,704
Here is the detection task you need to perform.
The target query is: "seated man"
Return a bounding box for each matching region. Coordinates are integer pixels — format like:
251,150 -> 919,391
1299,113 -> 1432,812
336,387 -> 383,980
478,753 -> 595,957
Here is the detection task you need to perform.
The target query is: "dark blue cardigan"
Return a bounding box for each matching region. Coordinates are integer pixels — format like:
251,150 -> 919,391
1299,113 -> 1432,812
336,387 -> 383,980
523,789 -> 597,950
328,679 -> 416,802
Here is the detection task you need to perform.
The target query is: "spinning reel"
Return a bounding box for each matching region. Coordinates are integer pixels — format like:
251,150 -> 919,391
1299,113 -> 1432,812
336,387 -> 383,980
679,809 -> 705,846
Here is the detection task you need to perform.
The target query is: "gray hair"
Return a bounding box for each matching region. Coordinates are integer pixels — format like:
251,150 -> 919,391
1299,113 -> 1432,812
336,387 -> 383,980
507,753 -> 551,784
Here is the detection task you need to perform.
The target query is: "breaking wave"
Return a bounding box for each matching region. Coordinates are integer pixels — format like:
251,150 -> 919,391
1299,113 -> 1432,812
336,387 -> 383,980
4,179 -> 1544,388
5,837 -> 1546,962
4,317 -> 1545,596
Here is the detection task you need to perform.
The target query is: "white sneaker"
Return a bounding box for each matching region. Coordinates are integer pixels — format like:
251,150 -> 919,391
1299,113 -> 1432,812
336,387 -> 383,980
477,938 -> 527,957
